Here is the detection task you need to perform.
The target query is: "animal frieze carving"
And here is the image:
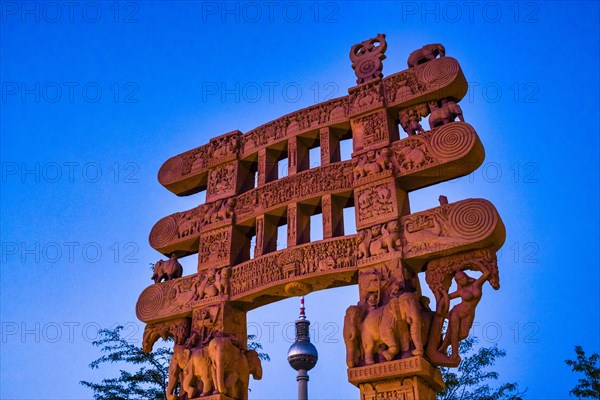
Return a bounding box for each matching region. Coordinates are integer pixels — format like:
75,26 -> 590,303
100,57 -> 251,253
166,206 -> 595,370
202,198 -> 236,229
230,237 -> 357,297
193,267 -> 231,301
353,148 -> 393,183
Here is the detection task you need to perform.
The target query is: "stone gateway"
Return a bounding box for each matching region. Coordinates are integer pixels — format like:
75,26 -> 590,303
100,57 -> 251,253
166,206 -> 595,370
137,34 -> 505,400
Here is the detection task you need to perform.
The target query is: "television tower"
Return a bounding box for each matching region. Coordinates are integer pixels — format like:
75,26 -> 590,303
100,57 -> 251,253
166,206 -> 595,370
287,296 -> 318,400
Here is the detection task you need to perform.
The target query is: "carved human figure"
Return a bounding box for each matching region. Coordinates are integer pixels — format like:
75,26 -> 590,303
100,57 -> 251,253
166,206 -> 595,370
356,230 -> 371,259
439,268 -> 490,362
400,108 -> 425,136
216,267 -> 231,296
207,337 -> 263,400
381,220 -> 401,253
408,110 -> 425,136
368,224 -> 386,256
152,254 -> 183,284
194,268 -> 220,300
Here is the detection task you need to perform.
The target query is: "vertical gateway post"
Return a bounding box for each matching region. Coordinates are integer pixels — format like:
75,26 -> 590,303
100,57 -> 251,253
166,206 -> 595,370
137,34 -> 505,400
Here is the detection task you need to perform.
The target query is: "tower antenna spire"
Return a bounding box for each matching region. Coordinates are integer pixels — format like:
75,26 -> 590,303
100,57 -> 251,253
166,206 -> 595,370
288,296 -> 318,400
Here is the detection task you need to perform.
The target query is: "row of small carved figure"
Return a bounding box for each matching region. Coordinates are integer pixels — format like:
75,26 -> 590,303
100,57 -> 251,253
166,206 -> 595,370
344,262 -> 494,368
176,198 -> 235,240
399,98 -> 464,136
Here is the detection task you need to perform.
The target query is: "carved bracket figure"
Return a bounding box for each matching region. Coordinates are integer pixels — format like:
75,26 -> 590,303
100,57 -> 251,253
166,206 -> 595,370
398,103 -> 429,136
424,248 -> 500,366
350,34 -> 388,85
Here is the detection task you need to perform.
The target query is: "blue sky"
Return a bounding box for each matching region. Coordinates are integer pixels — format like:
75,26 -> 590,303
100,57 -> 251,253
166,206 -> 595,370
1,1 -> 598,399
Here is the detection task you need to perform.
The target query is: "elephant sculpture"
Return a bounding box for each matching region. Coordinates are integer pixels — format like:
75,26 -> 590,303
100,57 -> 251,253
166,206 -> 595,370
343,305 -> 366,367
429,99 -> 464,128
397,145 -> 427,171
359,287 -> 429,365
182,346 -> 215,398
166,345 -> 188,400
207,337 -> 263,400
360,292 -> 402,365
407,44 -> 446,68
151,254 -> 183,284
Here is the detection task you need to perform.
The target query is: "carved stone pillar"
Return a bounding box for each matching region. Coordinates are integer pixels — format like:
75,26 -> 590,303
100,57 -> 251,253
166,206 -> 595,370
322,194 -> 344,239
254,214 -> 278,257
288,203 -> 311,247
320,127 -> 341,166
288,136 -> 310,175
258,148 -> 279,186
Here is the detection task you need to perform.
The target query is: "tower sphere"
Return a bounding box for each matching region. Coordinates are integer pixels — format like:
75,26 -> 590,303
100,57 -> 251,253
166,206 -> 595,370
287,340 -> 319,371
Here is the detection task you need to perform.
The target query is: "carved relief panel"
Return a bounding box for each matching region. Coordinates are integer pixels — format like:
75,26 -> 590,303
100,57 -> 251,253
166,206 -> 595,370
207,160 -> 239,202
354,177 -> 408,230
198,226 -> 233,270
351,110 -> 397,153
